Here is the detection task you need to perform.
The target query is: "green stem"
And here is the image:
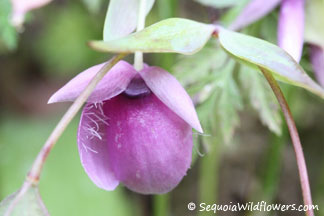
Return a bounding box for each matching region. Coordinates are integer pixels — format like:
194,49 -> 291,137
153,194 -> 170,216
198,137 -> 220,216
260,67 -> 314,216
134,0 -> 147,71
155,0 -> 177,70
4,53 -> 127,216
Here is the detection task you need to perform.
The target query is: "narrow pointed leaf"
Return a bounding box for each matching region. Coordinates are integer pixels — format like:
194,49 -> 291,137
90,18 -> 216,55
0,186 -> 49,216
217,27 -> 324,99
103,0 -> 155,41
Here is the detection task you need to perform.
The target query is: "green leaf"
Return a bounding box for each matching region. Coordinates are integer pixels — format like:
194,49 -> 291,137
217,27 -> 324,99
215,60 -> 243,143
0,0 -> 17,51
304,0 -> 324,47
240,65 -> 282,134
0,186 -> 49,216
103,0 -> 155,41
90,18 -> 216,55
194,0 -> 240,8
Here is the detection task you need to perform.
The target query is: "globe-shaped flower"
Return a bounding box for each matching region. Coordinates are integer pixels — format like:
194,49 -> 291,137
49,61 -> 202,194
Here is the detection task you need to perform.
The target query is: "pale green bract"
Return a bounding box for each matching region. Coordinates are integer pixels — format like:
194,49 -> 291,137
217,27 -> 324,99
90,18 -> 216,55
0,186 -> 49,216
103,0 -> 155,41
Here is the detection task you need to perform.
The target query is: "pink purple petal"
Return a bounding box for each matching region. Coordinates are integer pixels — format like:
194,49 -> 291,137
77,103 -> 119,190
278,0 -> 305,62
310,45 -> 324,87
48,60 -> 137,104
105,94 -> 193,194
229,0 -> 281,31
139,66 -> 203,133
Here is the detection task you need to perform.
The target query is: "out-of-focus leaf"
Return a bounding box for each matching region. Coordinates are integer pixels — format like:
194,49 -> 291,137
0,116 -> 134,216
194,0 -> 239,8
35,4 -> 104,75
174,47 -> 242,143
174,42 -> 226,87
0,186 -> 49,216
304,0 -> 324,48
240,65 -> 282,134
0,0 -> 17,51
103,0 -> 155,41
90,18 -> 216,55
82,0 -> 103,13
215,60 -> 243,143
217,27 -> 324,99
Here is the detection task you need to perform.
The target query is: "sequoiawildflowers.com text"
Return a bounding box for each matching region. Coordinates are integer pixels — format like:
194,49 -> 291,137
187,201 -> 319,213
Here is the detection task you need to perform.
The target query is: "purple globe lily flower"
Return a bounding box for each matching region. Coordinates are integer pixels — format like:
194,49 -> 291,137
49,60 -> 203,194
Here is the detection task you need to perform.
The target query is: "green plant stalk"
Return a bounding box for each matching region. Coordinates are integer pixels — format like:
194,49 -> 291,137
198,137 -> 220,216
156,0 -> 177,70
4,53 -> 128,216
260,67 -> 314,216
153,194 -> 170,216
134,0 -> 147,71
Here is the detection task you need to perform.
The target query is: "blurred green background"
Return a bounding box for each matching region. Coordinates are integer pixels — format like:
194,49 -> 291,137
1,0 -> 324,215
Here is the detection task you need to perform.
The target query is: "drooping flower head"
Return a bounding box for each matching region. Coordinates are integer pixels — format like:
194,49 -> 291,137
49,61 -> 202,194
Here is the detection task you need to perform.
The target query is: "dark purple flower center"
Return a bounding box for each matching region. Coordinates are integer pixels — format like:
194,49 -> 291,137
123,77 -> 151,98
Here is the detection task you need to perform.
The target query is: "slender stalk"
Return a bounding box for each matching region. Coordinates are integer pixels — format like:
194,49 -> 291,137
153,195 -> 170,216
198,137 -> 220,216
260,67 -> 314,216
4,53 -> 127,216
134,0 -> 147,71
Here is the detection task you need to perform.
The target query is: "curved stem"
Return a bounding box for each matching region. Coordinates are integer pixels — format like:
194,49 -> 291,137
260,67 -> 314,216
4,53 -> 127,216
134,0 -> 147,71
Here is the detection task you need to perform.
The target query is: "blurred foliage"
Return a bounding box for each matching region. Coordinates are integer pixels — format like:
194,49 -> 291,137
34,3 -> 106,76
0,115 -> 134,216
173,42 -> 281,144
0,0 -> 17,51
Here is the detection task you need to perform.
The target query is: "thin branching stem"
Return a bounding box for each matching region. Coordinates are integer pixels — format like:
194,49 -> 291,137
260,67 -> 314,216
4,53 -> 128,216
